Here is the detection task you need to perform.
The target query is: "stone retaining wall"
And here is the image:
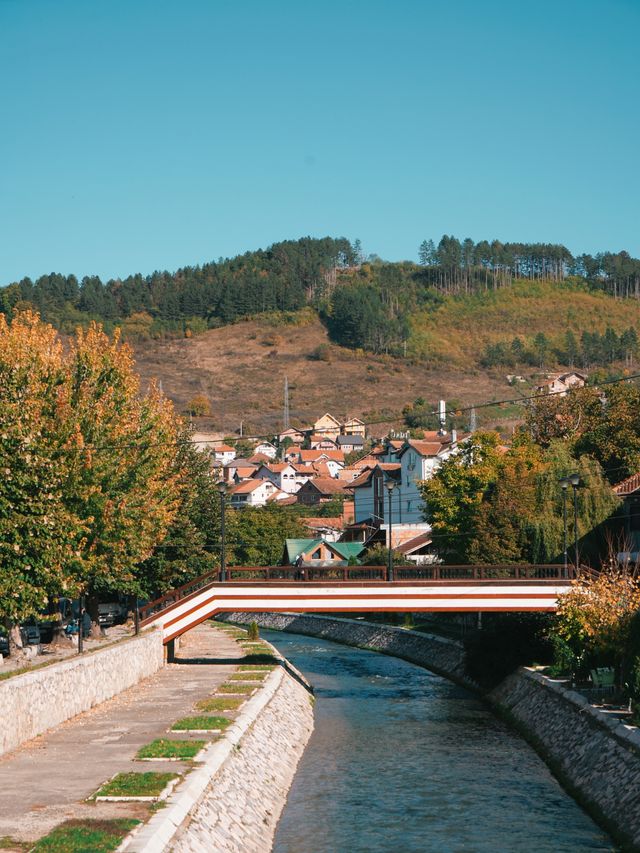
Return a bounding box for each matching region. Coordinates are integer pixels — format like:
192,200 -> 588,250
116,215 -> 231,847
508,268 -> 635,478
490,668 -> 640,850
124,663 -> 314,852
220,611 -> 474,689
0,629 -> 164,757
223,612 -> 640,850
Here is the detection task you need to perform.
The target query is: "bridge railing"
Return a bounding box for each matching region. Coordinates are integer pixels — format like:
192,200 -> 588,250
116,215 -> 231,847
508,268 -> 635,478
223,564 -> 570,583
139,563 -> 571,624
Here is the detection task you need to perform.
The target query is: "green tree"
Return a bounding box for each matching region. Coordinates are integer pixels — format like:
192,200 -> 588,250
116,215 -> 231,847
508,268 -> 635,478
533,332 -> 550,367
229,504 -> 306,566
420,431 -> 503,562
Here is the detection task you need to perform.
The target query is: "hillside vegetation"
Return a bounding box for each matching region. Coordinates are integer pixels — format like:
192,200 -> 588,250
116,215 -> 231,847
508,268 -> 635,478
3,235 -> 640,433
409,279 -> 640,367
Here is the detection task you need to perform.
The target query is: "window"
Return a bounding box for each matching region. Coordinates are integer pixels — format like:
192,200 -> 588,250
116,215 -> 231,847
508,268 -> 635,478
407,500 -> 412,513
312,549 -> 321,559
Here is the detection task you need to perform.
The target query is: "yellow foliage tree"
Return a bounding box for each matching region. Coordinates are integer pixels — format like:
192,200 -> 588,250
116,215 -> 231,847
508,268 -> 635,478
0,312 -> 182,632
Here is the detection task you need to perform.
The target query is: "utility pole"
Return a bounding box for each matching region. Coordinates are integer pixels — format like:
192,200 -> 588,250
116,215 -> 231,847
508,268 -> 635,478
283,376 -> 290,430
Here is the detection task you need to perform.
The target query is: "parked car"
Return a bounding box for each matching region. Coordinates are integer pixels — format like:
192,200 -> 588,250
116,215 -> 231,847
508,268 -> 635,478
98,601 -> 128,627
20,619 -> 41,646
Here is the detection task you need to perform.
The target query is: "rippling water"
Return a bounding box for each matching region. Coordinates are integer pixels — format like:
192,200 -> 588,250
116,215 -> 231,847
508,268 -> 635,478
265,630 -> 614,853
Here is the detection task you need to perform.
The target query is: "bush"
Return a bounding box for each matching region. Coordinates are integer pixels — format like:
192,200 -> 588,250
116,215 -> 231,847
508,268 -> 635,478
247,621 -> 260,641
185,394 -> 211,416
308,344 -> 331,362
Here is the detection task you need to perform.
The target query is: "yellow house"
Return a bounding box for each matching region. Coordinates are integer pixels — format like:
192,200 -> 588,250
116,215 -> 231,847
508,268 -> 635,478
343,417 -> 366,438
313,412 -> 341,438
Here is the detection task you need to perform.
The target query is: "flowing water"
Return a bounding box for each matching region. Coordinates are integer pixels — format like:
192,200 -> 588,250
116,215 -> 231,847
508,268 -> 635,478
264,630 -> 614,853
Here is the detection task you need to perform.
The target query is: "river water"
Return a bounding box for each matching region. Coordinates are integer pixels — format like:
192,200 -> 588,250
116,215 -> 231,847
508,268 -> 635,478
263,630 -> 614,853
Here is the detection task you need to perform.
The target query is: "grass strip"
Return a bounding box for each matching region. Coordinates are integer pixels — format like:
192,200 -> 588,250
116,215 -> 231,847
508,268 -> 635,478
95,772 -> 177,799
238,663 -> 276,671
171,715 -> 231,731
31,819 -> 140,852
218,683 -> 255,694
195,697 -> 243,712
136,739 -> 205,760
229,671 -> 268,681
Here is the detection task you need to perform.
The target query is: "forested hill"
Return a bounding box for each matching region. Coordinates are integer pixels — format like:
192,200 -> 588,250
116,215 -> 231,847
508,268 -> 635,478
1,235 -> 640,365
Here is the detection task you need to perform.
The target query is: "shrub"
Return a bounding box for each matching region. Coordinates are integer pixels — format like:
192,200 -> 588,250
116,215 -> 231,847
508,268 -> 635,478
247,621 -> 260,641
185,394 -> 211,416
308,343 -> 331,362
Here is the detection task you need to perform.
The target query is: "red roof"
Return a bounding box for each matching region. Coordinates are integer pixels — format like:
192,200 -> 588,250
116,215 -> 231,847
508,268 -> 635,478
301,517 -> 344,530
214,444 -> 235,453
396,532 -> 432,554
299,449 -> 345,463
300,478 -> 345,496
232,480 -> 270,494
613,472 -> 640,496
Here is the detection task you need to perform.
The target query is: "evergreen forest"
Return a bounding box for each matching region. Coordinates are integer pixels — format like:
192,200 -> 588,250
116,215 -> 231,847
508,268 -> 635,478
2,235 -> 640,365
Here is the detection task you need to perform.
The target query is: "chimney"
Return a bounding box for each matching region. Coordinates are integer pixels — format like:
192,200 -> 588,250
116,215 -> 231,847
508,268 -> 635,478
438,399 -> 447,435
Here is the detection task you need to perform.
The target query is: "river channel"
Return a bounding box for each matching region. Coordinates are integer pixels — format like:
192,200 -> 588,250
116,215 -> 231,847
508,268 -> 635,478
263,629 -> 614,853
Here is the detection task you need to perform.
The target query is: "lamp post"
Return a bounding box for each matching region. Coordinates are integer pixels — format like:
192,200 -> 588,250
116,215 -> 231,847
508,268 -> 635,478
559,477 -> 570,578
569,472 -> 581,573
217,481 -> 227,583
77,593 -> 84,655
385,480 -> 396,582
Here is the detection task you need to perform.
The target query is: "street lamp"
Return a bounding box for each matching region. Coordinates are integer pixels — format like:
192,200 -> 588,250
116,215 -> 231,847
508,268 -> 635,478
217,481 -> 227,583
559,477 -> 570,577
385,480 -> 396,582
569,473 -> 581,572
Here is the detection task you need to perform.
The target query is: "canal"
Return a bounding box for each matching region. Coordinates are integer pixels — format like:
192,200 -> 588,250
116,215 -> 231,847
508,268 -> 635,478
263,630 -> 614,853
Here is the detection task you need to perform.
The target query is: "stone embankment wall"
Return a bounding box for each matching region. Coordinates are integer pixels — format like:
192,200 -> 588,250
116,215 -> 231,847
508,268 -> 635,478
221,611 -> 474,689
124,664 -> 314,853
223,612 -> 640,851
0,629 -> 164,757
490,668 -> 640,851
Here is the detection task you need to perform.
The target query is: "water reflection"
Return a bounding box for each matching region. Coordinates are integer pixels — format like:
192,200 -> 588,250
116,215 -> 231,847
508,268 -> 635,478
266,630 -> 614,853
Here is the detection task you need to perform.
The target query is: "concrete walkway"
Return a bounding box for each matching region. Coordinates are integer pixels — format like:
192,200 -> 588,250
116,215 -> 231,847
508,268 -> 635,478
0,624 -> 242,844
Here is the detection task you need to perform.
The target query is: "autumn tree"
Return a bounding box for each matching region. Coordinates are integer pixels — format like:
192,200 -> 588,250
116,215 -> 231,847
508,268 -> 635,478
0,314 -> 78,641
60,324 -> 180,631
0,312 -> 183,636
554,566 -> 640,680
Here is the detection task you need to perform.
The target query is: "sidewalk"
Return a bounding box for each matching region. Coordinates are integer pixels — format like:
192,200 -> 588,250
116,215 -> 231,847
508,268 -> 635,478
0,623 -> 241,844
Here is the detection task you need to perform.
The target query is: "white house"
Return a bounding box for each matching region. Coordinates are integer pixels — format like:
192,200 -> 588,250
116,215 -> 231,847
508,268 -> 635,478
230,479 -> 279,508
212,443 -> 236,464
253,441 -> 278,459
536,372 -> 586,396
253,463 -> 300,494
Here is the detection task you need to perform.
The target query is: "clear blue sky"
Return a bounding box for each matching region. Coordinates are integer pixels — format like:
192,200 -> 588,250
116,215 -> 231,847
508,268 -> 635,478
1,0 -> 638,283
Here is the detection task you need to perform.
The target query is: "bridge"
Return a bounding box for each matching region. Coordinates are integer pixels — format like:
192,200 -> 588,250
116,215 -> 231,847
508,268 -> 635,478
139,564 -> 574,645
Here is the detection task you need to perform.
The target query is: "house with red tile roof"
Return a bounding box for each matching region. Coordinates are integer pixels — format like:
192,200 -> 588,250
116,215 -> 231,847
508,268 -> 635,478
212,443 -> 236,464
230,478 -> 279,507
296,477 -> 346,507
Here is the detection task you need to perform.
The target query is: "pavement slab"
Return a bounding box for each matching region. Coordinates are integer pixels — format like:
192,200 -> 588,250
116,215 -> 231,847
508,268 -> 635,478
0,623 -> 243,843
